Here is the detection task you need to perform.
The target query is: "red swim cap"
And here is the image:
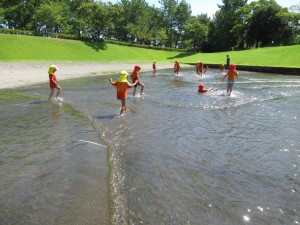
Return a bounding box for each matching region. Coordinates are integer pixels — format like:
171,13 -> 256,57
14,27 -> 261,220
229,64 -> 236,72
198,84 -> 204,91
134,65 -> 141,72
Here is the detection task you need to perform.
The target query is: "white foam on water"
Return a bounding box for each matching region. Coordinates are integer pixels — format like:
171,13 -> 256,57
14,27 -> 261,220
78,139 -> 107,148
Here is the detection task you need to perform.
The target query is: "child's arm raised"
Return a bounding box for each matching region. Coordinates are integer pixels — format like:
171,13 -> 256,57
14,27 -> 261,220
109,78 -> 116,85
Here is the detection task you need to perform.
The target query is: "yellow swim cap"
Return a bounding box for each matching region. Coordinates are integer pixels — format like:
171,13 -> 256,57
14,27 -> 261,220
119,70 -> 129,82
48,65 -> 58,74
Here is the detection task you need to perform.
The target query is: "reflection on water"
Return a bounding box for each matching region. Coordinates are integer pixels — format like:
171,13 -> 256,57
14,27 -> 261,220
0,99 -> 109,225
0,69 -> 299,225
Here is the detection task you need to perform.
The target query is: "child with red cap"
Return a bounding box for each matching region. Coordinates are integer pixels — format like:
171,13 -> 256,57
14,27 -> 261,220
222,64 -> 238,96
196,61 -> 203,77
198,83 -> 217,93
174,61 -> 181,76
131,65 -> 144,96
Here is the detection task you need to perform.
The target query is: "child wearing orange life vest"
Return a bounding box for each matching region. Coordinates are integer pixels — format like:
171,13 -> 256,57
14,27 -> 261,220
196,61 -> 203,76
222,64 -> 238,96
131,65 -> 144,96
48,65 -> 62,101
174,61 -> 181,76
152,60 -> 157,76
198,83 -> 217,93
109,71 -> 138,115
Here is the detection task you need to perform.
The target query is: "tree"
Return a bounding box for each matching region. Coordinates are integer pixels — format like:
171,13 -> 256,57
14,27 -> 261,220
246,0 -> 298,47
3,1 -> 31,29
206,0 -> 247,52
159,0 -> 177,48
155,28 -> 168,47
75,2 -> 109,40
105,3 -> 126,40
173,0 -> 192,48
183,14 -> 209,51
32,1 -> 68,35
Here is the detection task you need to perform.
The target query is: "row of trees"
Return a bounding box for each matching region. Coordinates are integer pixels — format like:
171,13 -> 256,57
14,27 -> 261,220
0,0 -> 299,52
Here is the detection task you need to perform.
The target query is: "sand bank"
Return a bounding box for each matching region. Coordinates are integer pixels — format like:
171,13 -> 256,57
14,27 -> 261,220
0,62 -> 192,89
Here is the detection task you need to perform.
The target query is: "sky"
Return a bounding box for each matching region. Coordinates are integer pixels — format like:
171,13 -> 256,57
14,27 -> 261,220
101,0 -> 299,17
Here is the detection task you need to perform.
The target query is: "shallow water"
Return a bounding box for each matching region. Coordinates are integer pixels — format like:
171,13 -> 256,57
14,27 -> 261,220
0,68 -> 299,225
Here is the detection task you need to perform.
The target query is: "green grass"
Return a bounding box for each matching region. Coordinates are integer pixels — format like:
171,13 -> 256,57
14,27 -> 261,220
181,46 -> 300,68
0,34 -> 180,62
1,34 -> 299,68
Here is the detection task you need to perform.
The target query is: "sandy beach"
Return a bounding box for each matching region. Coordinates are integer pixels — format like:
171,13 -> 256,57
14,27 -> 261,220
0,62 -> 192,89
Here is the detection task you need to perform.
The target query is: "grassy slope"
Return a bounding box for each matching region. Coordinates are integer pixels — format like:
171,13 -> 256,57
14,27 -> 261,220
1,34 -> 299,68
182,46 -> 300,68
0,34 -> 179,62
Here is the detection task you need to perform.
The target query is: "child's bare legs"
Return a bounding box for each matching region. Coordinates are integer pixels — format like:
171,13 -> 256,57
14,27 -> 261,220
49,87 -> 62,101
140,83 -> 144,95
55,86 -> 62,98
133,86 -> 137,96
227,84 -> 233,95
48,88 -> 55,101
120,100 -> 126,115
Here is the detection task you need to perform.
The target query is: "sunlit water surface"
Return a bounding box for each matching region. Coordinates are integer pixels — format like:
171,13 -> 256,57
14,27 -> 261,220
1,68 -> 299,225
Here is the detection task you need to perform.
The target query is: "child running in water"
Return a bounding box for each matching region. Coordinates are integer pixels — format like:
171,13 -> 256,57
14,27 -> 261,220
174,61 -> 181,76
152,60 -> 157,76
109,71 -> 138,115
48,65 -> 62,101
196,61 -> 203,77
222,64 -> 238,96
131,65 -> 144,96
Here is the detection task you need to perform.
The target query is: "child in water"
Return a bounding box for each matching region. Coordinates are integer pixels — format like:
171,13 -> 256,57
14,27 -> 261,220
219,63 -> 225,71
204,65 -> 209,73
131,65 -> 145,96
198,83 -> 217,93
222,64 -> 238,96
174,61 -> 181,76
196,61 -> 203,77
48,65 -> 62,101
109,71 -> 138,115
152,60 -> 157,76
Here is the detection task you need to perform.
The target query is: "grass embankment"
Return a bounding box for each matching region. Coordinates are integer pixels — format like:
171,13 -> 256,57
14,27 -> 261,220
1,34 -> 299,68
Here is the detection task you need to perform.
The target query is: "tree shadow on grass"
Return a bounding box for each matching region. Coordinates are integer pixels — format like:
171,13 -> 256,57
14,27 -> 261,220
167,51 -> 197,60
84,40 -> 108,52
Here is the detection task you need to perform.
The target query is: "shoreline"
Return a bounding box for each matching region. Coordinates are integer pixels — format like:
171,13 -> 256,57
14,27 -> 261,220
187,63 -> 300,76
1,62 -> 298,90
0,62 -> 192,89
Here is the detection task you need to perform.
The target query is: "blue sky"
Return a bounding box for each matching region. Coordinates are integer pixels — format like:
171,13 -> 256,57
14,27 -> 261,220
101,0 -> 299,17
